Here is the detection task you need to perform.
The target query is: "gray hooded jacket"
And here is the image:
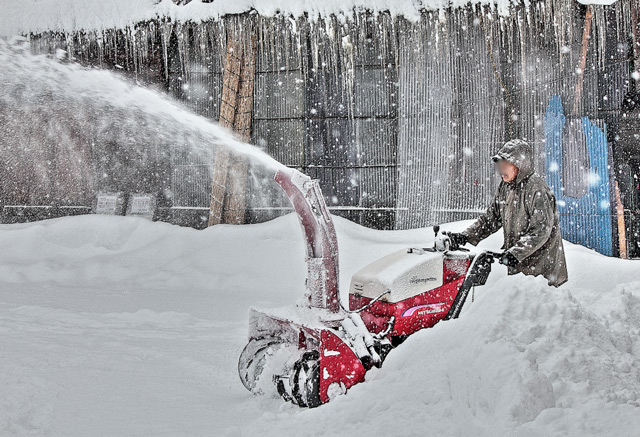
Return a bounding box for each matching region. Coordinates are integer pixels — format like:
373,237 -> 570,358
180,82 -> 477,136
462,139 -> 568,287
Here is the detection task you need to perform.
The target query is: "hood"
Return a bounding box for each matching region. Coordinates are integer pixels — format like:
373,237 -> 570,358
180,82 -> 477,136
492,139 -> 534,184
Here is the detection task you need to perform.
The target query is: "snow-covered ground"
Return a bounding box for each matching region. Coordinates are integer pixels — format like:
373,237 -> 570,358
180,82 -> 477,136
1,213 -> 639,436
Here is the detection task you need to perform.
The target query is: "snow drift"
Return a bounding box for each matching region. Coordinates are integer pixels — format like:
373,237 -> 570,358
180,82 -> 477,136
1,214 -> 639,435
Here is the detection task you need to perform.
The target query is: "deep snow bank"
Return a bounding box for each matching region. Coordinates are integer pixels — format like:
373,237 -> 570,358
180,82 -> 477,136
1,214 -> 639,436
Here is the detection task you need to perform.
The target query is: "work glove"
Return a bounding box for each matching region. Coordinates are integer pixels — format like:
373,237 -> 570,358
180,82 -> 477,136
442,232 -> 468,248
434,233 -> 451,251
499,251 -> 519,267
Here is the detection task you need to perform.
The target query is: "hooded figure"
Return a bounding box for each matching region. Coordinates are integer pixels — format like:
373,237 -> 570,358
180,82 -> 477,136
457,139 -> 568,287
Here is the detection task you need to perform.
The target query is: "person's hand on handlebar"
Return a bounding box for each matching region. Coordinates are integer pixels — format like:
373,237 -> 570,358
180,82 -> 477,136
499,251 -> 519,267
442,232 -> 468,248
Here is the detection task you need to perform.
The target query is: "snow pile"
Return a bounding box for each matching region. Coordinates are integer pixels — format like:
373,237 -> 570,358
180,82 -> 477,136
0,0 -> 517,37
263,276 -> 640,436
1,213 -> 639,435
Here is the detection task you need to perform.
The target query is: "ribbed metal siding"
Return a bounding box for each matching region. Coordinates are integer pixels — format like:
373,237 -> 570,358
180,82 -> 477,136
396,12 -> 504,229
168,21 -> 224,226
170,133 -> 215,210
448,9 -> 505,225
396,16 -> 454,228
250,20 -> 307,221
169,22 -> 224,120
250,13 -> 398,227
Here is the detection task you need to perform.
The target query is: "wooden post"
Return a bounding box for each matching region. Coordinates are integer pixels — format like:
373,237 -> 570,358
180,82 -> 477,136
615,181 -> 628,259
573,4 -> 593,116
223,34 -> 256,225
207,31 -> 238,226
208,22 -> 256,226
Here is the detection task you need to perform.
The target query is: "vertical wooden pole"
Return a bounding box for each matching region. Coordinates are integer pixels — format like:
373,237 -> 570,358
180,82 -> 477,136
573,4 -> 593,117
615,181 -> 628,259
233,35 -> 256,143
208,25 -> 245,227
208,20 -> 257,226
222,34 -> 256,224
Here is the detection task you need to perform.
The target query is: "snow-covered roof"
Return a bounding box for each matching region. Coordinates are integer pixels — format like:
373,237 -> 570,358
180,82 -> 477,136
0,0 -> 515,37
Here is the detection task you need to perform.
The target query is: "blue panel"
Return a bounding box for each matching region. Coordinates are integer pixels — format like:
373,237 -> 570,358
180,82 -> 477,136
544,95 -> 613,256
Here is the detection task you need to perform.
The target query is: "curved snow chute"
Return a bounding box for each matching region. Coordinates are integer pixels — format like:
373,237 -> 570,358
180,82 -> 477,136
274,169 -> 340,313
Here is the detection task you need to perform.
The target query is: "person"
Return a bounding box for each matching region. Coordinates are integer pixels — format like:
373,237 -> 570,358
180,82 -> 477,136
445,139 -> 568,287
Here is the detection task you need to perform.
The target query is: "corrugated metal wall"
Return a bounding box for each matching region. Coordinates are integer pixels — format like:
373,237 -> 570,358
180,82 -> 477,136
249,14 -> 399,228
167,22 -> 225,227
392,2 -> 631,259
249,17 -> 306,223
396,16 -> 455,228
396,10 -> 505,229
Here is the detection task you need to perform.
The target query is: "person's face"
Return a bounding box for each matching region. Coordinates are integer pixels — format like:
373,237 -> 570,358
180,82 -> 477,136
496,160 -> 519,183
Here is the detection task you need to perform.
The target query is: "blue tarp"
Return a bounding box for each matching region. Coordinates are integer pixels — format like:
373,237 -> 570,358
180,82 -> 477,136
544,94 -> 613,256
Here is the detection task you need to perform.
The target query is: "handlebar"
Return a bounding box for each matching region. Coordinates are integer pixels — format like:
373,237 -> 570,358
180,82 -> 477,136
431,225 -> 504,258
483,250 -> 505,259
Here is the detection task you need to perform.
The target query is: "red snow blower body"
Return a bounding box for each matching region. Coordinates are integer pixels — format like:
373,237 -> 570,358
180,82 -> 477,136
238,169 -> 502,407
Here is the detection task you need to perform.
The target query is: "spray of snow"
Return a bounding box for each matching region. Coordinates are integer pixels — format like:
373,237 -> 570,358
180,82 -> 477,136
0,37 -> 287,211
0,37 -> 282,171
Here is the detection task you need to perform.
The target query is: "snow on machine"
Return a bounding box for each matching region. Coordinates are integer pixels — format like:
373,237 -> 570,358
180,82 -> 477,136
238,169 -> 503,407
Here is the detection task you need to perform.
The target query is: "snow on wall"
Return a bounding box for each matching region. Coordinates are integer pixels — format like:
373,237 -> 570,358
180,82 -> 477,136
0,0 -> 520,38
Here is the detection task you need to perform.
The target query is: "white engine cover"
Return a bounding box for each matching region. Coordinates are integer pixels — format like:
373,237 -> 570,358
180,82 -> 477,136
349,249 -> 444,304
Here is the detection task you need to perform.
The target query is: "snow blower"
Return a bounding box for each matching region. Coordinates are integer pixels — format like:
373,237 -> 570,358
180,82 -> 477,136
238,169 -> 503,407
